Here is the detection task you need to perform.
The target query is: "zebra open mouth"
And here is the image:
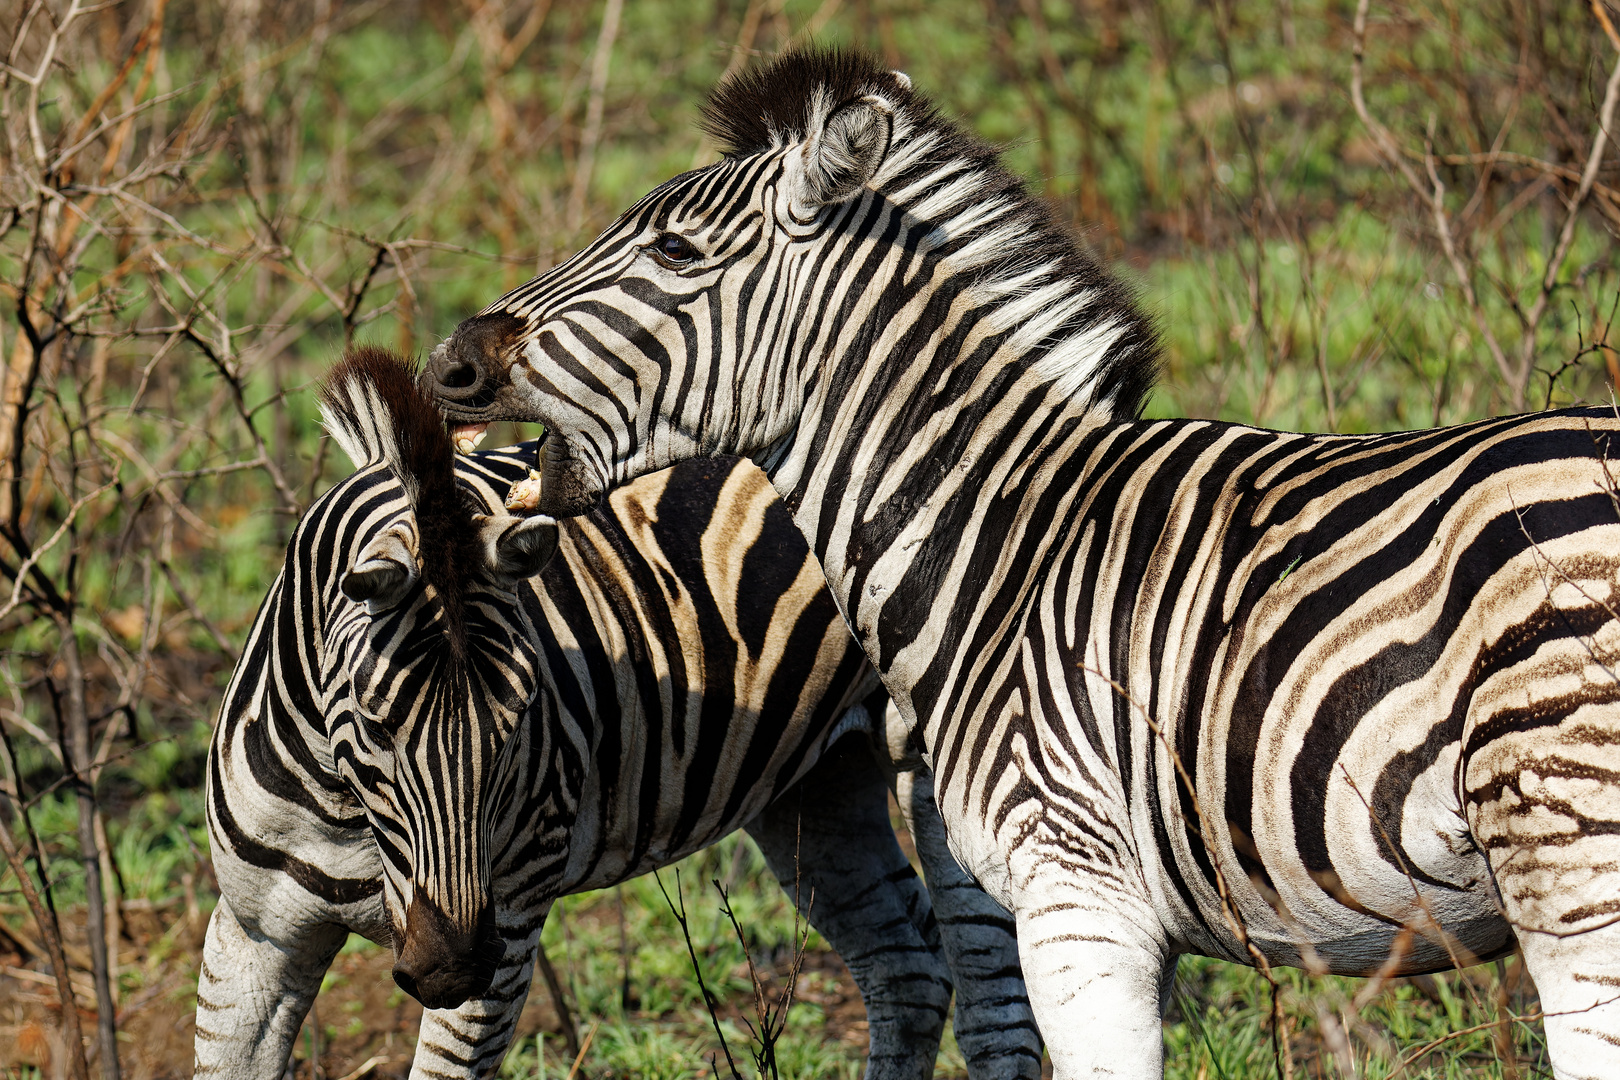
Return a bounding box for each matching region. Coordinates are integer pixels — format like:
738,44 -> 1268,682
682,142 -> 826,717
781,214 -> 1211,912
451,423 -> 489,454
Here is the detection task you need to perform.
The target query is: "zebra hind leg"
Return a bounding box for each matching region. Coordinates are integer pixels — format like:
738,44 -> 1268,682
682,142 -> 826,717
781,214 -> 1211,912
748,733 -> 953,1080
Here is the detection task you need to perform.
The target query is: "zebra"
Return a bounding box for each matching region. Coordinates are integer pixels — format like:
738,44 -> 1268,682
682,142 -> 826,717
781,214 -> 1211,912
424,48 -> 1620,1079
194,346 -> 1037,1080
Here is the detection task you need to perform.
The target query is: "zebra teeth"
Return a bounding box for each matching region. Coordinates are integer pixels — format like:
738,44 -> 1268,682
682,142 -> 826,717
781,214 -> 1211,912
452,424 -> 489,455
504,469 -> 544,513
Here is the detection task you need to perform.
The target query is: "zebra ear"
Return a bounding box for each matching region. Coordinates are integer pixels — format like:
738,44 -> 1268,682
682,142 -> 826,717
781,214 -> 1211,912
476,513 -> 560,586
790,95 -> 893,217
342,526 -> 419,610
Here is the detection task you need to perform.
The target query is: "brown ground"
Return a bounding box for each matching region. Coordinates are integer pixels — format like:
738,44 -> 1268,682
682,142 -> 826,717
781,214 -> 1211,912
0,799 -> 956,1079
0,905 -> 876,1080
1,900 -> 203,1080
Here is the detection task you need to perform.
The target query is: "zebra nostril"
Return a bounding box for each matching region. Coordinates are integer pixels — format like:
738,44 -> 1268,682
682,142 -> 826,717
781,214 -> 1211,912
431,311 -> 528,404
391,967 -> 420,1001
431,354 -> 483,396
392,959 -> 484,1010
440,358 -> 477,389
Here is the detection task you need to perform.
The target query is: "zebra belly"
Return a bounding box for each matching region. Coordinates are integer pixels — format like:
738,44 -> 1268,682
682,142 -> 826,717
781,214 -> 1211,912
1181,445 -> 1620,978
1218,658 -> 1508,976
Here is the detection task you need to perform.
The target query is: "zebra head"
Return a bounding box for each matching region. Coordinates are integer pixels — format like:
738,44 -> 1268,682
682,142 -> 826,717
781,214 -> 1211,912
425,48 -> 1155,518
316,346 -> 558,1009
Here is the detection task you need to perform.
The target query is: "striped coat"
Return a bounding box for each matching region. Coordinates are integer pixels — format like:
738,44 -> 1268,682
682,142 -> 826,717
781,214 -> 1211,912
194,348 -> 1036,1080
426,49 -> 1620,1080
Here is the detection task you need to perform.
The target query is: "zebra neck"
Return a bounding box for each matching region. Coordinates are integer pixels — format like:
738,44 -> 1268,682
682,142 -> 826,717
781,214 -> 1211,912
749,202 -> 1153,718
768,331 -> 1124,721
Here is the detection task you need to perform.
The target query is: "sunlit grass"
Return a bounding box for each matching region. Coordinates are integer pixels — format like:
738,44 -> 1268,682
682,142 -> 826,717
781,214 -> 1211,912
1,2 -> 1613,1077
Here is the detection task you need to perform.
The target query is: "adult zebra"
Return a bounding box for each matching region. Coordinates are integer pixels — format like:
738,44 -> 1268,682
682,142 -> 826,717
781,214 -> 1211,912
426,49 -> 1620,1080
194,347 -> 1037,1080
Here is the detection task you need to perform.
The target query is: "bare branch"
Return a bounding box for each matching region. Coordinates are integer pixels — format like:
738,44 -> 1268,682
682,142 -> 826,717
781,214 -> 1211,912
566,0 -> 623,235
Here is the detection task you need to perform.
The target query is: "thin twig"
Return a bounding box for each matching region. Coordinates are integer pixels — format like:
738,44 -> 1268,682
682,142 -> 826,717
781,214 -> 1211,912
0,711 -> 89,1080
534,936 -> 580,1062
565,0 -> 624,234
655,869 -> 743,1080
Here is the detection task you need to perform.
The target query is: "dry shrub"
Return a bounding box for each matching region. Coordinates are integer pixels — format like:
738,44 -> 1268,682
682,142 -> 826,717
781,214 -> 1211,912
0,2 -> 1616,1077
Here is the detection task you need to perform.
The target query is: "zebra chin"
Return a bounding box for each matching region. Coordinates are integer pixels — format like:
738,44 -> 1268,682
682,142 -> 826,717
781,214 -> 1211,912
532,436 -> 608,518
390,895 -> 501,1010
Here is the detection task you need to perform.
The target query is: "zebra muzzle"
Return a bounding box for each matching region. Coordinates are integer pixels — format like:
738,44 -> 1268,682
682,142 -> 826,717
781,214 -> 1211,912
425,311 -> 530,415
391,895 -> 500,1010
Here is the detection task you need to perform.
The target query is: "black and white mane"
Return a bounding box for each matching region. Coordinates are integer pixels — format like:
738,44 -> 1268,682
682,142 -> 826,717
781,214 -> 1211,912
703,49 -> 1159,415
318,346 -> 485,657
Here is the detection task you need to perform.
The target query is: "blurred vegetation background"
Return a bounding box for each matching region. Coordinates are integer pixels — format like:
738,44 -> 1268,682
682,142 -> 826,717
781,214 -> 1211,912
0,0 -> 1616,1076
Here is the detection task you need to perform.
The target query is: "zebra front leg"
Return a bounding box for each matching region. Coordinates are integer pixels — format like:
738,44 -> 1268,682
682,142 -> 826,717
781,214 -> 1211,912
749,734 -> 953,1080
1467,693 -> 1620,1080
1009,862 -> 1171,1080
895,767 -> 1041,1079
408,916 -> 544,1080
193,895 -> 350,1080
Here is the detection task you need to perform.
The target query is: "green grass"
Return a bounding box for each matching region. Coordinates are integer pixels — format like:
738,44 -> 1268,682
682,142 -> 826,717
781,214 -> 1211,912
1165,956 -> 1548,1079
471,834 -> 1553,1078
485,833 -> 996,1079
2,1 -> 1614,1076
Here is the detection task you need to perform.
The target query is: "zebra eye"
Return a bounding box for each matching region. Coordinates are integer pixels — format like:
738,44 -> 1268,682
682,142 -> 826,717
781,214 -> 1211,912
362,717 -> 396,746
649,232 -> 700,267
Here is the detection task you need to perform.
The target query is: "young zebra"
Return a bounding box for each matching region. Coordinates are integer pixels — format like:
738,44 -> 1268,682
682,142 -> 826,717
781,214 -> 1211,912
425,49 -> 1620,1080
194,347 -> 1037,1080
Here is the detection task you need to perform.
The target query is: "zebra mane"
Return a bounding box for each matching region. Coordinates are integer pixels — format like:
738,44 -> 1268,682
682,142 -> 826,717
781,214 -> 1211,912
702,48 -> 1159,416
319,345 -> 482,654
700,48 -> 922,158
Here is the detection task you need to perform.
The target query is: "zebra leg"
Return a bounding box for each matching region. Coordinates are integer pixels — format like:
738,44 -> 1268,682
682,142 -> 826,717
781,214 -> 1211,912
1513,924 -> 1620,1080
408,913 -> 544,1080
1478,803 -> 1620,1080
748,734 -> 953,1080
895,767 -> 1041,1079
1011,868 -> 1170,1080
193,895 -> 349,1080
1467,693 -> 1620,1079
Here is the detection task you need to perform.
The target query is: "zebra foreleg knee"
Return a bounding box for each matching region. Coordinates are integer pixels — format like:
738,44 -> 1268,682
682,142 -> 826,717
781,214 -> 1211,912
896,768 -> 1041,1079
751,736 -> 951,1080
193,895 -> 348,1080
